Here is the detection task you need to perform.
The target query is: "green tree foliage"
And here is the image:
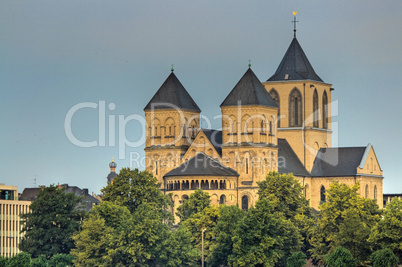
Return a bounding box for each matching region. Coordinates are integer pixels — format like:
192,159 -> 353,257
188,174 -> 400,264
257,172 -> 311,219
30,255 -> 48,267
48,254 -> 74,267
286,251 -> 306,267
370,248 -> 399,267
101,168 -> 172,220
369,197 -> 402,262
309,182 -> 381,264
183,205 -> 221,261
258,172 -> 314,256
72,201 -> 169,266
176,189 -> 211,222
208,205 -> 246,266
6,252 -> 31,267
325,246 -> 358,267
228,198 -> 302,267
19,185 -> 86,258
0,257 -> 7,267
158,225 -> 200,267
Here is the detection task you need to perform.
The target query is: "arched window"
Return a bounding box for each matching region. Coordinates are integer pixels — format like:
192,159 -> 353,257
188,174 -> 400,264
246,158 -> 249,174
182,195 -> 189,201
242,195 -> 249,211
374,186 -> 377,200
155,161 -> 158,175
269,89 -> 280,127
320,186 -> 326,203
220,195 -> 226,205
365,184 -> 369,198
322,91 -> 328,129
313,89 -> 319,128
289,88 -> 302,127
305,184 -> 309,198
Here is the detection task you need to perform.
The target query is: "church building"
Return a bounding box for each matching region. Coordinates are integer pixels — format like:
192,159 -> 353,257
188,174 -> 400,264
143,28 -> 384,221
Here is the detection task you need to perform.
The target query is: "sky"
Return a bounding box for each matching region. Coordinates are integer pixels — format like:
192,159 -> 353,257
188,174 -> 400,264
1,1 -> 401,195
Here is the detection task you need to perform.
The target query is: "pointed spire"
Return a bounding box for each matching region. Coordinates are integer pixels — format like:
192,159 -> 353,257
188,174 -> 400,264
144,72 -> 201,112
267,38 -> 323,82
221,68 -> 278,108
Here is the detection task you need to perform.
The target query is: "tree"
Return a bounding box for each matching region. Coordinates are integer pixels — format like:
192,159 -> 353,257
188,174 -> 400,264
258,172 -> 314,256
158,225 -> 200,267
370,248 -> 399,267
208,205 -> 246,266
19,185 -> 86,258
30,255 -> 48,267
309,182 -> 381,264
176,189 -> 211,222
257,172 -> 311,219
325,246 -> 358,267
286,251 -> 307,267
101,168 -> 172,220
335,210 -> 372,265
228,198 -> 302,267
369,197 -> 402,262
182,205 -> 221,261
72,201 -> 171,267
6,252 -> 31,267
48,254 -> 74,267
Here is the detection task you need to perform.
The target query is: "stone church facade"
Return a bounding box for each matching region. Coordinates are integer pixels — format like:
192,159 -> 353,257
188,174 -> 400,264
142,33 -> 383,221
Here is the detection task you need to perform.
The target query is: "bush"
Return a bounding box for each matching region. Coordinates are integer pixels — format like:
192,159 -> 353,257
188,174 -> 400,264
286,251 -> 307,267
7,252 -> 31,267
371,248 -> 399,267
0,257 -> 8,267
48,254 -> 74,267
325,247 -> 358,267
30,255 -> 48,267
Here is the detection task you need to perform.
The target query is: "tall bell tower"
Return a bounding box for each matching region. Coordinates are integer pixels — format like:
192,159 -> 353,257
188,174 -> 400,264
144,70 -> 201,189
263,14 -> 332,172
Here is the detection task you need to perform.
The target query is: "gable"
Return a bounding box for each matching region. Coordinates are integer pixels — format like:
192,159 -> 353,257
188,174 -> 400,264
357,144 -> 383,176
182,129 -> 222,161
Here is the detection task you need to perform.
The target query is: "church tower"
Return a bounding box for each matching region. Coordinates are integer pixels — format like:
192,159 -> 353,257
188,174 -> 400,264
263,29 -> 333,172
144,70 -> 201,189
221,67 -> 279,189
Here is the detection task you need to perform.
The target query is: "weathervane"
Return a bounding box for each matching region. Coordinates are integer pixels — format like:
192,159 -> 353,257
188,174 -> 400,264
171,64 -> 174,72
292,11 -> 298,38
248,60 -> 251,68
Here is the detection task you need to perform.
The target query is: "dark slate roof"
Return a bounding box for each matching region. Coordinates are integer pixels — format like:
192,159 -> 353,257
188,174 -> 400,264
144,72 -> 201,112
311,147 -> 367,177
220,68 -> 278,108
267,38 -> 323,82
278,138 -> 310,177
201,129 -> 222,156
20,188 -> 40,201
164,152 -> 239,177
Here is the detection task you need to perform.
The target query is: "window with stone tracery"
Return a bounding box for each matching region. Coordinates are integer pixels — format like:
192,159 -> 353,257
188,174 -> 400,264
289,88 -> 302,127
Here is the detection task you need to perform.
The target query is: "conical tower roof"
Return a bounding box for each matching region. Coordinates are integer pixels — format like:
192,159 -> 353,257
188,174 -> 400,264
220,68 -> 278,108
267,37 -> 323,82
144,72 -> 201,112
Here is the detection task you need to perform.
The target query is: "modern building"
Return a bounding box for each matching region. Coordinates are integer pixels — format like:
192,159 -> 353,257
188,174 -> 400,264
142,29 -> 383,221
0,184 -> 31,257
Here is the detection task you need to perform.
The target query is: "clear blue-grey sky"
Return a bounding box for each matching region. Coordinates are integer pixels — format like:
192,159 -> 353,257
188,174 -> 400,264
1,1 -> 401,195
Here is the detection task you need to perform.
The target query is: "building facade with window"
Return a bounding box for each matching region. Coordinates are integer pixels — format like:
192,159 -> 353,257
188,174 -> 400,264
0,184 -> 31,257
143,33 -> 383,221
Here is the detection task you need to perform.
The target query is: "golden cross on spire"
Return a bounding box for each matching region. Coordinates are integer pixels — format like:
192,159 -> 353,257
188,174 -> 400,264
292,11 -> 298,38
